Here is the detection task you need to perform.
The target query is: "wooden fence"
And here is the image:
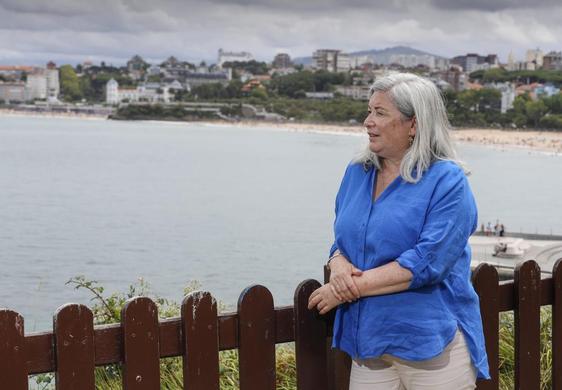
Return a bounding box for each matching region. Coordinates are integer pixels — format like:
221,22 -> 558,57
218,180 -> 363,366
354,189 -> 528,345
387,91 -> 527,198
0,258 -> 561,389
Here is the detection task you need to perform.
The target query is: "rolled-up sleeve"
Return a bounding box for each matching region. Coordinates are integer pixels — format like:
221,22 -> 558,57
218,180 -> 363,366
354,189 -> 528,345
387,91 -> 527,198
396,168 -> 477,289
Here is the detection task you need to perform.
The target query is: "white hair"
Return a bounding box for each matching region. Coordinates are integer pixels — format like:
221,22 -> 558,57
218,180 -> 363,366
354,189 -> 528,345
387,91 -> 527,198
355,73 -> 466,183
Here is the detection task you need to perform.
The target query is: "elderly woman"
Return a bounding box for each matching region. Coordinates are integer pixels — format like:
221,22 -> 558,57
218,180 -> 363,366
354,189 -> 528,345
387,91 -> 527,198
308,73 -> 489,389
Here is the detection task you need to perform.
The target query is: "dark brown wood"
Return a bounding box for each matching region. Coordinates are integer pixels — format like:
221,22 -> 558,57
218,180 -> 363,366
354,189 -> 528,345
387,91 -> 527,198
54,304 -> 95,389
238,285 -> 276,390
514,260 -> 541,390
0,309 -> 27,389
472,263 -> 500,390
24,306 -> 295,375
294,279 -> 328,389
182,291 -> 220,390
552,259 -> 562,390
323,265 -> 351,390
121,297 -> 160,390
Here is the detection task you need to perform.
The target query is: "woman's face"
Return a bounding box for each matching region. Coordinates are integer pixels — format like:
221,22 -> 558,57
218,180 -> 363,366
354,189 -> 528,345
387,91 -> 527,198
363,91 -> 416,162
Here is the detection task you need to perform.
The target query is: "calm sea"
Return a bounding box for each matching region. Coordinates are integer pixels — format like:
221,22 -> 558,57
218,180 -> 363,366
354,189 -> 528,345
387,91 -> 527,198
1,115 -> 562,330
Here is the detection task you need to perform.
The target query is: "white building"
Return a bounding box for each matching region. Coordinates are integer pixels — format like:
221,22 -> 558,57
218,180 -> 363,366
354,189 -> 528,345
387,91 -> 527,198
218,49 -> 254,67
490,83 -> 516,113
335,85 -> 371,100
106,79 -> 119,104
22,63 -> 60,101
0,82 -> 27,102
389,54 -> 436,69
106,79 -> 172,105
26,72 -> 47,100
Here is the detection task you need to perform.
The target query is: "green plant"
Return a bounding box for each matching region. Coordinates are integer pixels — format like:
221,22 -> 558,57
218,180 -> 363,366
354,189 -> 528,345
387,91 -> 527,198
28,277 -> 297,389
498,308 -> 553,390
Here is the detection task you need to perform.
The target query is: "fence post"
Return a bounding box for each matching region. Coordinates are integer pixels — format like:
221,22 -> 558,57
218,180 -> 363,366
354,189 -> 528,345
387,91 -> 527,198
0,309 -> 27,389
294,279 -> 328,390
552,259 -> 562,390
514,260 -> 541,390
324,265 -> 351,390
54,304 -> 95,390
121,297 -> 161,390
472,263 -> 499,390
181,291 -> 220,390
238,285 -> 276,390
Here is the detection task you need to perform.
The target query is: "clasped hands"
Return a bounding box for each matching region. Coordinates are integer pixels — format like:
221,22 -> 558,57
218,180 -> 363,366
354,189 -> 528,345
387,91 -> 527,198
307,254 -> 363,315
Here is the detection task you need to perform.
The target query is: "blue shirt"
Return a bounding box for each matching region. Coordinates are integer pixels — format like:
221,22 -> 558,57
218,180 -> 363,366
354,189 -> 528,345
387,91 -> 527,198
330,160 -> 490,379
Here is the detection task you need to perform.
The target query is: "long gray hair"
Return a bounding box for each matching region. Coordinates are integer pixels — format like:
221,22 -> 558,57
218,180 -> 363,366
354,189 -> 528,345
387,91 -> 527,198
355,73 -> 466,183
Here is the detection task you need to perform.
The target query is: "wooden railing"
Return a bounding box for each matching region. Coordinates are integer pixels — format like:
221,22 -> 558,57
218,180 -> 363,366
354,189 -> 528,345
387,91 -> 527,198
0,259 -> 561,389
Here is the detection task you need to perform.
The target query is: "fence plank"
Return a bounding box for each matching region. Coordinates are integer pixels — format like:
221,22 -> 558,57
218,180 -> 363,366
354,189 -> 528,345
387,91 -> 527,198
121,297 -> 160,390
294,279 -> 328,390
0,309 -> 27,389
182,291 -> 219,390
553,259 -> 562,390
238,285 -> 276,390
514,260 -> 541,390
54,304 -> 95,389
472,263 -> 500,390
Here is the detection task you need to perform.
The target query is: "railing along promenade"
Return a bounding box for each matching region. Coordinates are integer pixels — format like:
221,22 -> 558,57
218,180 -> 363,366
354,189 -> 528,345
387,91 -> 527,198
1,259 -> 562,389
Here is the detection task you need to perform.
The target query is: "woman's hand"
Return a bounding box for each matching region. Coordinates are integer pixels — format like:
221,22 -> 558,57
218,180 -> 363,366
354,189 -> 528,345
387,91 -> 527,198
307,283 -> 341,315
329,254 -> 363,302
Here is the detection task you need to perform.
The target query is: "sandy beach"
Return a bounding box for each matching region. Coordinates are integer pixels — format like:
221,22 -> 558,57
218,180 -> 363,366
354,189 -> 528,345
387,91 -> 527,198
227,120 -> 562,155
3,108 -> 562,154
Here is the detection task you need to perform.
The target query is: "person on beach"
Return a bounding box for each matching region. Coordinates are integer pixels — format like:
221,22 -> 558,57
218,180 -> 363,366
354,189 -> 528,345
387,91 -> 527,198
308,73 -> 489,389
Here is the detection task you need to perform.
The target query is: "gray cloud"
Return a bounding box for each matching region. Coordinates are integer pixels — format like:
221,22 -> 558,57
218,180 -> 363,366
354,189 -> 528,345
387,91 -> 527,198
0,0 -> 560,66
429,0 -> 560,11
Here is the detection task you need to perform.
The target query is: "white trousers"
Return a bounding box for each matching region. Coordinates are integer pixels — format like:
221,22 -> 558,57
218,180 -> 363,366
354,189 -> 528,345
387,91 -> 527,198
349,330 -> 477,390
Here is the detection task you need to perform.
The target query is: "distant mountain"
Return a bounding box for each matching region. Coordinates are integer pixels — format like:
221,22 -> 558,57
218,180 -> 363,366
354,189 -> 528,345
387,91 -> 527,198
293,46 -> 447,66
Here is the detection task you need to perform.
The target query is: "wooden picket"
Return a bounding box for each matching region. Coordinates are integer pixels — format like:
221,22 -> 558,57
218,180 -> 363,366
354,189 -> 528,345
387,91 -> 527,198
54,304 -> 95,389
238,285 -> 276,390
0,309 -> 27,389
0,259 -> 562,389
181,291 -> 220,390
121,297 -> 161,389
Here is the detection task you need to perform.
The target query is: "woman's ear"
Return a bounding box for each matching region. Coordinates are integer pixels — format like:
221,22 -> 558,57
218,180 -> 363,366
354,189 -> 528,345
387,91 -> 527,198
410,116 -> 417,136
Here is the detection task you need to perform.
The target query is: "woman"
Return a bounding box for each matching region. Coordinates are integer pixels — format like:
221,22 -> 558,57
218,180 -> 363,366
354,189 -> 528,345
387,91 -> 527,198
308,73 -> 489,389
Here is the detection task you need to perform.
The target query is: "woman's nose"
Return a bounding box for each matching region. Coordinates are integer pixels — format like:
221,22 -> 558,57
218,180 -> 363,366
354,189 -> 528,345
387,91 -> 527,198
364,113 -> 374,127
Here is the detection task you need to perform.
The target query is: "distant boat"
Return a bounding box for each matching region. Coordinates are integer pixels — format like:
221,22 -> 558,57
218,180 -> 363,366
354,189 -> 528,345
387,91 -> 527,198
492,239 -> 530,258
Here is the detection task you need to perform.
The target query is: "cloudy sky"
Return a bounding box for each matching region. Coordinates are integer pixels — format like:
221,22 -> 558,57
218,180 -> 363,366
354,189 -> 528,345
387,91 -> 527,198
0,0 -> 560,66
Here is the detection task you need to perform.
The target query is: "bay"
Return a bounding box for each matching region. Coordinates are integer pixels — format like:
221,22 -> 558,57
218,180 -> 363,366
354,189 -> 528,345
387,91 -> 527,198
1,115 -> 561,331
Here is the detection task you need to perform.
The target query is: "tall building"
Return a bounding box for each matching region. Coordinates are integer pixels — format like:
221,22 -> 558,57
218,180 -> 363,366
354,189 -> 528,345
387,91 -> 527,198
272,53 -> 292,69
218,49 -> 254,67
525,49 -> 544,70
312,49 -> 350,72
543,51 -> 562,70
451,53 -> 498,73
46,61 -> 59,101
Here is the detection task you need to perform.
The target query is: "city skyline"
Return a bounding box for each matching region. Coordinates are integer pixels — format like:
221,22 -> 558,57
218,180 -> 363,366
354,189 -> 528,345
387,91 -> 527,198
0,0 -> 561,66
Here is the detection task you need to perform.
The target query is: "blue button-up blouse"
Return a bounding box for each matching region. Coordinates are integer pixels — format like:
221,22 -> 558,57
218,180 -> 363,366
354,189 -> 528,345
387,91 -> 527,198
330,160 -> 490,379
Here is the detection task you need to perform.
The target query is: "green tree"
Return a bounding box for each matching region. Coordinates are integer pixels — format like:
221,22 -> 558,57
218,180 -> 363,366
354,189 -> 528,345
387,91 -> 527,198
250,87 -> 268,100
543,94 -> 562,114
525,99 -> 548,127
191,83 -> 226,100
269,71 -> 314,98
59,64 -> 82,101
